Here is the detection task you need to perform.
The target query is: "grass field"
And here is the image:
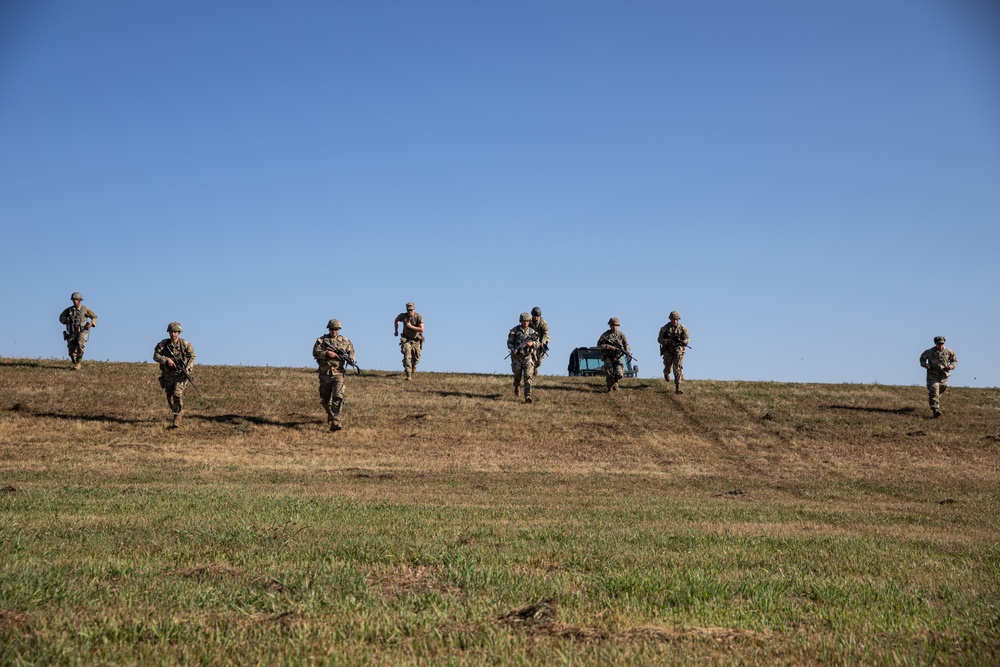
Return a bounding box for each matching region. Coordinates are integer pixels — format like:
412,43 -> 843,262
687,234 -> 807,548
1,357 -> 998,665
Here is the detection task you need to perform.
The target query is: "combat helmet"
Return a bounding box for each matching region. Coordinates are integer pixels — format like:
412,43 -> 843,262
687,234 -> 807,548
669,310 -> 681,320
519,312 -> 531,322
608,317 -> 620,326
406,302 -> 415,311
71,292 -> 83,301
327,319 -> 342,330
167,322 -> 183,333
934,336 -> 946,344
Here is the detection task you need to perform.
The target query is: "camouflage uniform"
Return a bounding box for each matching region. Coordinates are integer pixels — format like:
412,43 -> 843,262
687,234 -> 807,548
598,319 -> 631,391
919,337 -> 957,417
58,294 -> 98,369
394,304 -> 424,379
657,311 -> 690,393
153,324 -> 196,427
313,320 -> 355,431
529,308 -> 550,376
507,315 -> 539,403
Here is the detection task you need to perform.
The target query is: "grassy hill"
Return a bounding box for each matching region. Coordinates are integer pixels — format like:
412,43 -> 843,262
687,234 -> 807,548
1,358 -> 998,664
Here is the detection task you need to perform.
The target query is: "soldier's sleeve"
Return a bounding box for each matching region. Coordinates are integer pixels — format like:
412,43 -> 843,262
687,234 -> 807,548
949,351 -> 957,368
313,338 -> 326,361
622,333 -> 631,353
59,307 -> 70,325
919,350 -> 929,366
680,326 -> 690,345
184,342 -> 196,368
507,329 -> 517,350
86,307 -> 98,325
346,340 -> 355,360
153,341 -> 165,364
656,326 -> 667,347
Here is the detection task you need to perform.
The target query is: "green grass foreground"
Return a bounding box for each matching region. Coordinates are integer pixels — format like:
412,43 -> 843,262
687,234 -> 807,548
1,358 -> 998,665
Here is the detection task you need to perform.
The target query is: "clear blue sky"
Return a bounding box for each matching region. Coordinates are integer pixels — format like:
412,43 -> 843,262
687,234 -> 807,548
2,0 -> 998,387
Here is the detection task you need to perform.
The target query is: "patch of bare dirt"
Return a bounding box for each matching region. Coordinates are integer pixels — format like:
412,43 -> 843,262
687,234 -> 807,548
495,600 -> 774,644
0,610 -> 34,635
367,564 -> 463,600
177,563 -> 287,592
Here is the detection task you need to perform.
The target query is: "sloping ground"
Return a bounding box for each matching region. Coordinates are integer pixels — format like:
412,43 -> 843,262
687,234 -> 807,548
2,358 -> 998,487
2,358 -> 999,665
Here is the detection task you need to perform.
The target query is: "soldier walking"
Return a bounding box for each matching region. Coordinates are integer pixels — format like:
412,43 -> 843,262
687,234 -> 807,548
153,322 -> 196,428
393,302 -> 424,380
507,313 -> 539,403
657,310 -> 690,394
314,319 -> 355,431
58,292 -> 98,370
598,317 -> 631,392
529,307 -> 550,377
919,336 -> 957,418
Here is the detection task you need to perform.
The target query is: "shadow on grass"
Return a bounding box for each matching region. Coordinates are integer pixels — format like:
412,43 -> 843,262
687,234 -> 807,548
0,359 -> 69,370
17,410 -> 154,425
825,405 -> 917,415
433,391 -> 504,400
191,414 -> 317,428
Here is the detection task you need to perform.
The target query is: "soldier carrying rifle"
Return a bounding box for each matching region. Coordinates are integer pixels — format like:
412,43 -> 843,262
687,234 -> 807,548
153,322 -> 196,428
507,313 -> 539,403
657,310 -> 690,394
313,319 -> 356,431
598,317 -> 632,393
58,292 -> 98,370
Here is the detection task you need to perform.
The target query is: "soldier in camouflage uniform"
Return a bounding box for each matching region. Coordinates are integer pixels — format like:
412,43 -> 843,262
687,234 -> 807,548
657,310 -> 690,394
919,336 -> 957,418
58,292 -> 98,370
597,317 -> 631,392
507,313 -> 539,403
153,322 -> 196,428
393,302 -> 424,380
313,319 -> 355,431
529,306 -> 550,377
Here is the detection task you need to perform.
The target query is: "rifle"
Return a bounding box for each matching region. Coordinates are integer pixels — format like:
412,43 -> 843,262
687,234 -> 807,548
323,341 -> 362,375
62,309 -> 89,340
505,336 -> 536,360
161,346 -> 196,388
604,340 -> 636,363
664,334 -> 692,350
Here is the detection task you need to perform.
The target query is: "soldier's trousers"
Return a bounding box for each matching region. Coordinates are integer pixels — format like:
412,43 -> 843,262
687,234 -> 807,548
319,370 -> 346,422
511,356 -> 535,396
662,348 -> 685,382
160,376 -> 188,414
926,377 -> 949,410
401,339 -> 422,371
604,358 -> 624,388
66,332 -> 89,362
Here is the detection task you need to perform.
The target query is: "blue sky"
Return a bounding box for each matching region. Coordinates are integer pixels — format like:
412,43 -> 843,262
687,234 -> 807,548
2,0 -> 998,386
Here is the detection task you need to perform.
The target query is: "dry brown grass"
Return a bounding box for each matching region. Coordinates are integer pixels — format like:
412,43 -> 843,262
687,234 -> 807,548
2,358 -> 998,665
2,359 -> 997,491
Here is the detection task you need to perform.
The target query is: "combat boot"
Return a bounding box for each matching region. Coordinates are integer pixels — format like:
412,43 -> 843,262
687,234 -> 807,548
524,395 -> 533,404
171,413 -> 182,429
932,409 -> 941,418
330,419 -> 343,432
513,385 -> 520,397
675,382 -> 683,394
405,369 -> 412,381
